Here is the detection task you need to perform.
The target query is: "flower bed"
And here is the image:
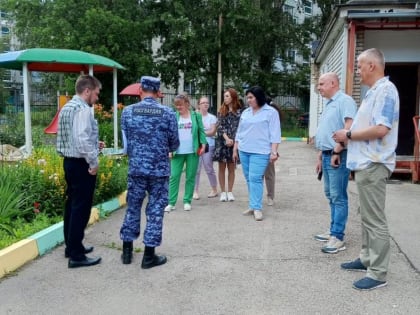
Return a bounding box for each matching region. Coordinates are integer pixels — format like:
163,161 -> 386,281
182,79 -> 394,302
0,146 -> 128,250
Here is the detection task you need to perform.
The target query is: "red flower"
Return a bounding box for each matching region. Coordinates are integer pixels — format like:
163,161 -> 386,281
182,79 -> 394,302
34,202 -> 41,214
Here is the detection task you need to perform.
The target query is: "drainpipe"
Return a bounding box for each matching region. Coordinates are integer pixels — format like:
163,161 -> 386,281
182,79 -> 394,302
346,20 -> 356,95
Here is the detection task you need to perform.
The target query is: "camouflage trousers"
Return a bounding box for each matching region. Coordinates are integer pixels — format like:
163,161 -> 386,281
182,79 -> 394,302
120,175 -> 169,247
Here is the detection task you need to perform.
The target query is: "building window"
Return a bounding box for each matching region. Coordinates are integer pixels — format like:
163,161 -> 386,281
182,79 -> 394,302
287,49 -> 296,62
303,0 -> 312,15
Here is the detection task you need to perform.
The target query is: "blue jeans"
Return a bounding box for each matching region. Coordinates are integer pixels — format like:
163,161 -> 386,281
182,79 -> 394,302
239,151 -> 270,211
322,151 -> 350,241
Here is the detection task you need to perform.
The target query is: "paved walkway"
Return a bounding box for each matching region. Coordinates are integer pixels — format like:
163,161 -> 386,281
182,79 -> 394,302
1,141 -> 419,314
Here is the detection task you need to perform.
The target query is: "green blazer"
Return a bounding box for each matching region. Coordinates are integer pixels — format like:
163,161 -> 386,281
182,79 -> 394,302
175,110 -> 208,155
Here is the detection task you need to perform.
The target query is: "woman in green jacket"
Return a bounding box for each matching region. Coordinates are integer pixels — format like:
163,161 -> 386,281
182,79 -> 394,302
164,94 -> 207,212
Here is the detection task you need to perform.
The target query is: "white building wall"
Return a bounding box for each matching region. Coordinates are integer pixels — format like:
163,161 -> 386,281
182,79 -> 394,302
364,30 -> 420,62
309,28 -> 347,138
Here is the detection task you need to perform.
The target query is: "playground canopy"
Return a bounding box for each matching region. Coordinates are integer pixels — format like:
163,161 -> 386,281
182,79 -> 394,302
0,48 -> 125,154
119,82 -> 141,96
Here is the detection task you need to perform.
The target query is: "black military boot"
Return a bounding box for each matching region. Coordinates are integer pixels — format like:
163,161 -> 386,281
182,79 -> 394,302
141,246 -> 167,269
121,241 -> 133,264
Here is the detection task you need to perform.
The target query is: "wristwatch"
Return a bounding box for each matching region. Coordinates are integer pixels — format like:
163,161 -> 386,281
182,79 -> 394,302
346,130 -> 352,140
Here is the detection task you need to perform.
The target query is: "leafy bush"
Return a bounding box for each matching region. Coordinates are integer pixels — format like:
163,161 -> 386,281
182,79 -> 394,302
94,155 -> 128,204
0,102 -> 127,249
0,172 -> 33,235
0,146 -> 128,248
0,115 -> 25,147
0,103 -> 124,148
95,103 -> 124,148
0,213 -> 62,249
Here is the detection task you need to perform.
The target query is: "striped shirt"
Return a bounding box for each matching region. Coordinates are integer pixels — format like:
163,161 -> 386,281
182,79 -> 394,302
56,95 -> 99,169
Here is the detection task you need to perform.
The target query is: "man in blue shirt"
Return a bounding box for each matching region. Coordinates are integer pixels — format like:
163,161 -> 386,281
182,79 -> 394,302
314,72 -> 357,254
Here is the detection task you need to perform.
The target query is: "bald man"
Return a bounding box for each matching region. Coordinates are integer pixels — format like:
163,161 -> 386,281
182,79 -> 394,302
314,72 -> 357,255
334,48 -> 399,291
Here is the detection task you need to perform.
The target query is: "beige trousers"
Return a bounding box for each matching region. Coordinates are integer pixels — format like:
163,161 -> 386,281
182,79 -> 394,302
355,163 -> 391,281
264,162 -> 275,199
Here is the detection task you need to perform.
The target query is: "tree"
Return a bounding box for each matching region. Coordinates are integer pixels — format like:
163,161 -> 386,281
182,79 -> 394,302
312,0 -> 344,35
1,0 -> 316,102
141,0 -> 309,98
0,0 -> 156,105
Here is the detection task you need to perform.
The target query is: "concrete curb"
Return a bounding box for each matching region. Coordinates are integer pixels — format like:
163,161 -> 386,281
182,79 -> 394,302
281,137 -> 308,142
0,191 -> 127,279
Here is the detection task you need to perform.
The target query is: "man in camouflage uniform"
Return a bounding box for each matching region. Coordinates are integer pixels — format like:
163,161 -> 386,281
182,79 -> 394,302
119,76 -> 179,269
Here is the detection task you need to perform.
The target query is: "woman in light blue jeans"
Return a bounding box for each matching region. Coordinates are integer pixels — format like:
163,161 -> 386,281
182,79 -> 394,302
233,86 -> 281,221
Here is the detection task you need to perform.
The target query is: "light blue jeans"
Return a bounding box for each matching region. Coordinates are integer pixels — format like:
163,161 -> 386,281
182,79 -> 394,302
322,151 -> 350,241
239,151 -> 270,211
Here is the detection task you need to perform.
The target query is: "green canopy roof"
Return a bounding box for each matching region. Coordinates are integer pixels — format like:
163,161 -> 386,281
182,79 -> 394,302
0,48 -> 124,73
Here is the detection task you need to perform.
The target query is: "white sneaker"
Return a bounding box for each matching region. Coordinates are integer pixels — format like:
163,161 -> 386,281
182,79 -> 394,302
184,203 -> 192,211
254,210 -> 263,221
220,192 -> 227,202
193,192 -> 200,200
314,231 -> 330,242
164,205 -> 175,213
321,236 -> 346,254
242,209 -> 254,216
227,192 -> 235,201
267,198 -> 274,206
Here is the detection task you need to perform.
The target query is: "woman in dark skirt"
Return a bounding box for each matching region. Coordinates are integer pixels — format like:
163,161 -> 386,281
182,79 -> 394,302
213,88 -> 243,202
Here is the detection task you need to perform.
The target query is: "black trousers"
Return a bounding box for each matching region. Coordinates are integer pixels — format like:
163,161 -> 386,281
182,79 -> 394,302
63,158 -> 97,260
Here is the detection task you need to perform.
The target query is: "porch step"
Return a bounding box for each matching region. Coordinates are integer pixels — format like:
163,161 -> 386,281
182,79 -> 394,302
393,168 -> 412,174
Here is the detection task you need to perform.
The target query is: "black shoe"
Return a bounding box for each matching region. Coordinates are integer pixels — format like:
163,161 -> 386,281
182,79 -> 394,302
121,242 -> 133,265
65,246 -> 94,258
68,256 -> 101,268
141,254 -> 167,269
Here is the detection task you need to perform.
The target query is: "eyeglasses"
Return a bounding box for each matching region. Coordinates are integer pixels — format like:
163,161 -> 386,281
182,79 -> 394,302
175,94 -> 188,100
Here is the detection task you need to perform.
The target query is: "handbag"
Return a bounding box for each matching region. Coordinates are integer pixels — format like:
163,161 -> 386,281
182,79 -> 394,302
194,112 -> 209,154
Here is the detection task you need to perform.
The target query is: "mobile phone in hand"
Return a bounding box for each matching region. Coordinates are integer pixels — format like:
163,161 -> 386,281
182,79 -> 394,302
317,170 -> 323,181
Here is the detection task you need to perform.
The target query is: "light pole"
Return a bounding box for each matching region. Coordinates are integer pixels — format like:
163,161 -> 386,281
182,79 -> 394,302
216,13 -> 223,112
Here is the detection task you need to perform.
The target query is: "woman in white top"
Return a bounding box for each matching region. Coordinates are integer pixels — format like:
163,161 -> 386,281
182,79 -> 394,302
165,95 -> 207,212
193,96 -> 218,199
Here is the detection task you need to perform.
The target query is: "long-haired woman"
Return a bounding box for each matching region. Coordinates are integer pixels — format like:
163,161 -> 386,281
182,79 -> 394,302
213,88 -> 243,202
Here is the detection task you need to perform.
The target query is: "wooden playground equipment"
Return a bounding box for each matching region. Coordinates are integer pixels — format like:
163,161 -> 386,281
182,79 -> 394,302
394,115 -> 420,183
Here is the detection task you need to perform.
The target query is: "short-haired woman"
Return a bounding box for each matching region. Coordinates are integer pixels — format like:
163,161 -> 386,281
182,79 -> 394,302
165,95 -> 207,212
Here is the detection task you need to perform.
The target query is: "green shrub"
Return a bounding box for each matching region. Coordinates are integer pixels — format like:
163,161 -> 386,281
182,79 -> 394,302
0,172 -> 33,235
0,101 -> 128,249
0,146 -> 128,249
0,214 -> 61,249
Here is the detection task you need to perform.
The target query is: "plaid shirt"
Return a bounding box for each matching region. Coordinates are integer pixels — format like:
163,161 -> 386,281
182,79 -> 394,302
56,95 -> 99,169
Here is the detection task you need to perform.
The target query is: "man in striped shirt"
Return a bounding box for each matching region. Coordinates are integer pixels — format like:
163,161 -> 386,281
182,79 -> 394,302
57,74 -> 103,268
